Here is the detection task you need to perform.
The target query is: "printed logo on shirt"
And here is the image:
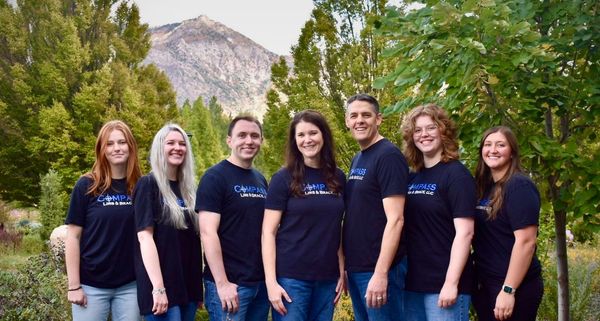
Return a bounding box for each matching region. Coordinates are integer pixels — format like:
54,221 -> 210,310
407,183 -> 437,196
476,198 -> 492,213
348,168 -> 367,180
233,184 -> 267,198
176,198 -> 185,208
303,183 -> 335,195
97,194 -> 132,206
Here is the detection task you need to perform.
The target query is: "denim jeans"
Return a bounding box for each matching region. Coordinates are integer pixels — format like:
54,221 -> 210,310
143,302 -> 197,321
405,291 -> 471,321
272,277 -> 337,321
347,256 -> 407,321
204,279 -> 270,321
72,281 -> 140,321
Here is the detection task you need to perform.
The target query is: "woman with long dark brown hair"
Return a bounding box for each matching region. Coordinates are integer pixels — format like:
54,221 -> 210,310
262,110 -> 345,321
472,126 -> 543,321
65,120 -> 142,321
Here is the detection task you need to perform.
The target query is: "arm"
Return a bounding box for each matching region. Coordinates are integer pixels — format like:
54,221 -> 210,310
199,211 -> 239,313
334,243 -> 346,305
261,209 -> 291,315
138,227 -> 168,315
65,224 -> 87,307
494,225 -> 538,320
366,195 -> 405,308
438,217 -> 474,307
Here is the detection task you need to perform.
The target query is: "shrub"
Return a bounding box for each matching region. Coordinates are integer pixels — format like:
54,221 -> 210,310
39,169 -> 69,241
0,251 -> 69,320
20,233 -> 46,254
0,228 -> 22,254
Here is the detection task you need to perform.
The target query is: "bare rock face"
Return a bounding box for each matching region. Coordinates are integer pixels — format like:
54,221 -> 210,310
144,15 -> 282,118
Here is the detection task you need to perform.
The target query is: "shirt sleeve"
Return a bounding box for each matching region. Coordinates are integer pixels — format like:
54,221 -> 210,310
377,152 -> 409,197
134,175 -> 157,231
265,169 -> 291,211
505,178 -> 541,230
64,177 -> 90,226
446,163 -> 477,218
195,170 -> 226,213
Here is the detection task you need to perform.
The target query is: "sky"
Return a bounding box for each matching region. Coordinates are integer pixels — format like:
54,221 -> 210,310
133,0 -> 315,55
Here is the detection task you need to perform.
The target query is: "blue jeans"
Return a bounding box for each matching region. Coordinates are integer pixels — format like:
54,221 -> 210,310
72,281 -> 140,321
347,257 -> 407,321
405,291 -> 471,321
143,302 -> 197,321
204,279 -> 270,321
272,277 -> 337,321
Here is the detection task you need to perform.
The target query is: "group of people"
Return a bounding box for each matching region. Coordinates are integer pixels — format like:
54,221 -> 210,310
64,94 -> 543,321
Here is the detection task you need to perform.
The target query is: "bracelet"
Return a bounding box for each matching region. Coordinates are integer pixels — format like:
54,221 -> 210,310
68,286 -> 82,291
152,287 -> 166,295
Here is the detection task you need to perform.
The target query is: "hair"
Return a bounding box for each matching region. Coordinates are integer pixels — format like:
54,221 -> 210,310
285,110 -> 341,197
475,126 -> 523,220
346,94 -> 380,114
149,123 -> 197,230
85,120 -> 141,196
400,104 -> 460,171
227,115 -> 263,137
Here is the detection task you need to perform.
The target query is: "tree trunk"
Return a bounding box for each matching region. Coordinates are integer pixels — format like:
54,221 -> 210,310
554,207 -> 570,321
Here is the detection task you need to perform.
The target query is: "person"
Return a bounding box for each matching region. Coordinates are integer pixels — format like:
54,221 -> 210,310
262,110 -> 346,320
133,123 -> 202,321
65,120 -> 142,321
343,94 -> 409,321
196,115 -> 270,321
472,126 -> 543,321
400,104 -> 475,321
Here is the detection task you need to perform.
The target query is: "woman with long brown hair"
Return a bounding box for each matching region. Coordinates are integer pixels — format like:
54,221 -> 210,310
262,110 -> 345,320
65,120 -> 142,321
472,126 -> 543,321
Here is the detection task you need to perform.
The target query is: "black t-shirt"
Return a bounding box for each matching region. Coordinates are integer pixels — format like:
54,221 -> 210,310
405,160 -> 476,294
133,174 -> 203,315
265,167 -> 345,280
343,139 -> 409,272
195,160 -> 267,285
473,173 -> 542,282
65,176 -> 136,288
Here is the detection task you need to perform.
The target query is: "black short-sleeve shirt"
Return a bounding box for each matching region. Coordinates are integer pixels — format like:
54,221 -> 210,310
65,176 -> 136,288
265,167 -> 345,280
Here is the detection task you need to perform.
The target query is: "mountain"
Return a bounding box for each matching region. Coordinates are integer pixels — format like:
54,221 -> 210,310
143,15 -> 282,117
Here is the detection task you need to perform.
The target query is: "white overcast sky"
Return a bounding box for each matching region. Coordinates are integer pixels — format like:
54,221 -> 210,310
132,0 -> 315,55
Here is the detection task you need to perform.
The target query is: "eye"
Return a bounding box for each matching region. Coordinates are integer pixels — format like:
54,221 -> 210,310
426,125 -> 437,131
107,141 -> 114,146
414,128 -> 422,134
251,133 -> 260,139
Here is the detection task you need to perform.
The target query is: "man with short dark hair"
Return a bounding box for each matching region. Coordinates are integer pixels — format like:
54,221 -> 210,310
196,115 -> 269,321
343,94 -> 409,321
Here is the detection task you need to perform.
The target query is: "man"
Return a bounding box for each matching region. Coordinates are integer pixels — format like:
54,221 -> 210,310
196,115 -> 269,321
343,94 -> 409,321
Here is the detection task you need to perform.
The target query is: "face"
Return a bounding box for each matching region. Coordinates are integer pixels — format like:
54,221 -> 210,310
295,121 -> 323,165
227,120 -> 262,163
345,100 -> 382,149
413,115 -> 442,158
104,129 -> 129,167
164,130 -> 187,168
482,131 -> 512,174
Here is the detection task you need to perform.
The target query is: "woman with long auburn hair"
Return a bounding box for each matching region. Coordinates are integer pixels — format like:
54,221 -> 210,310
400,104 -> 475,321
133,123 -> 202,321
65,120 -> 142,321
472,126 -> 543,321
262,110 -> 345,320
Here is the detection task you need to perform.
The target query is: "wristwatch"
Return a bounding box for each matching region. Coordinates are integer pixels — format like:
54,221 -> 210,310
502,284 -> 516,294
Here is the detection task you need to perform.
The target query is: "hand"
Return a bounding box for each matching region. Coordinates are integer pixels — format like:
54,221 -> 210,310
152,290 -> 169,315
365,272 -> 388,308
216,281 -> 239,313
438,282 -> 458,308
494,291 -> 515,320
334,273 -> 347,305
67,288 -> 87,307
266,281 -> 292,316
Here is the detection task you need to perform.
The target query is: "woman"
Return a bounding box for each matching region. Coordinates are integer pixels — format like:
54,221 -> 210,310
262,110 -> 345,321
133,123 -> 203,321
473,126 -> 543,321
400,104 -> 475,321
65,120 -> 142,321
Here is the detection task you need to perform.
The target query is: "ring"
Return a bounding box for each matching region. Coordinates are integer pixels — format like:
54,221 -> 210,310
376,296 -> 383,300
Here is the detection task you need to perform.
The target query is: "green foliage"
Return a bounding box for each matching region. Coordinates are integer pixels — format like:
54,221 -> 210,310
20,233 -> 46,254
38,169 -> 68,241
0,251 -> 69,321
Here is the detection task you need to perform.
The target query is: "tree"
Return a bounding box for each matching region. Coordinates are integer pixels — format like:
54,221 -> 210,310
39,169 -> 68,241
376,1 -> 600,320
